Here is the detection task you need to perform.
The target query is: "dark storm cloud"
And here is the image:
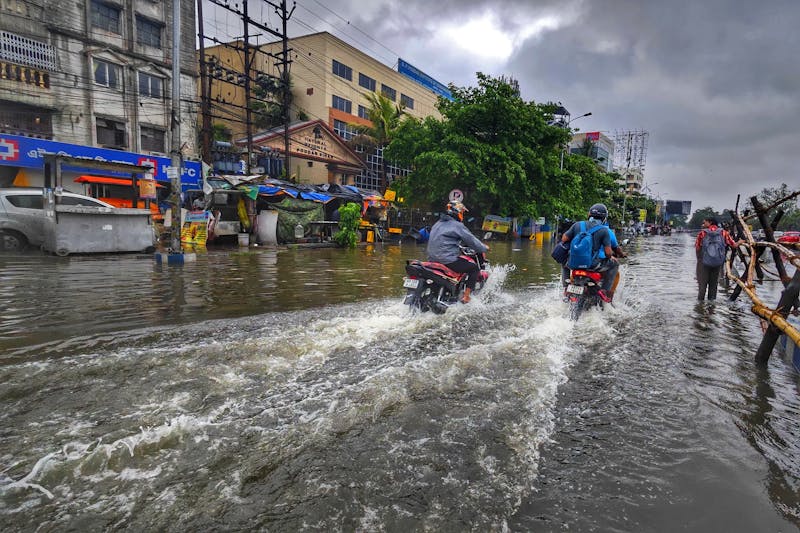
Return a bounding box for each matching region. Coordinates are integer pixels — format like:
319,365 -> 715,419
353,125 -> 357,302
500,0 -> 800,208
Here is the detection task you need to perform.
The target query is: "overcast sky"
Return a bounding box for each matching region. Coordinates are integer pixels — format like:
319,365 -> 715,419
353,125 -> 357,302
205,0 -> 798,212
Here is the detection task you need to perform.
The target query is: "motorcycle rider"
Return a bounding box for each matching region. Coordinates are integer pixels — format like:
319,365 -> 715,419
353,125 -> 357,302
427,201 -> 490,304
561,203 -> 619,303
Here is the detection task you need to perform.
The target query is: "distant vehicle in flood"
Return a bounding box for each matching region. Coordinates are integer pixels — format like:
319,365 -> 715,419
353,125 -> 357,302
777,231 -> 800,245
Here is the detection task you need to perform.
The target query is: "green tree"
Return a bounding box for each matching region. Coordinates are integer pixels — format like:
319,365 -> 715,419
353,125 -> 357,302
333,202 -> 361,248
349,91 -> 406,191
746,183 -> 800,230
252,74 -> 290,130
688,206 -> 721,229
211,123 -> 232,142
386,73 -> 603,220
669,214 -> 688,228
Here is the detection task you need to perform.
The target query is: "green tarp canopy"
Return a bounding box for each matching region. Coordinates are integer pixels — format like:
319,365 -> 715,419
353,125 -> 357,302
270,197 -> 324,242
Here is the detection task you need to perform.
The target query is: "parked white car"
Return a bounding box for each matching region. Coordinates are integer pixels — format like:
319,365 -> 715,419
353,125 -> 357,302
0,188 -> 114,250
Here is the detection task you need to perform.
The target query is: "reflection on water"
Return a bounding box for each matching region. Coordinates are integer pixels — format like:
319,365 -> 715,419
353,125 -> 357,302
0,242 -> 564,357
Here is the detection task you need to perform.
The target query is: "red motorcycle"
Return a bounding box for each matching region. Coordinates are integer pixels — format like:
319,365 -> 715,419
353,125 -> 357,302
565,269 -> 606,321
402,247 -> 489,314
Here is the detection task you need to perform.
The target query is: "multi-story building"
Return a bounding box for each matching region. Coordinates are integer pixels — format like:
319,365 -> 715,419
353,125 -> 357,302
568,131 -> 615,173
0,0 -> 199,188
202,31 -> 446,188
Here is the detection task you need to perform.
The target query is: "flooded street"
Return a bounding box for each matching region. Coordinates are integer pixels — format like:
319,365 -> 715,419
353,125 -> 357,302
1,235 -> 798,531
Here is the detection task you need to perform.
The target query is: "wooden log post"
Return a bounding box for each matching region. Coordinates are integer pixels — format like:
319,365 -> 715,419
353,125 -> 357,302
752,197 -> 789,284
756,269 -> 800,365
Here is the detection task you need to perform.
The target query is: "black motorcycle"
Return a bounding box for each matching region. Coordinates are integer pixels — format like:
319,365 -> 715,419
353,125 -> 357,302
402,247 -> 489,314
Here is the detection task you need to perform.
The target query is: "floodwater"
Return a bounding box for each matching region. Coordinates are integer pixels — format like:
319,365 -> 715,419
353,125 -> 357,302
0,235 -> 798,531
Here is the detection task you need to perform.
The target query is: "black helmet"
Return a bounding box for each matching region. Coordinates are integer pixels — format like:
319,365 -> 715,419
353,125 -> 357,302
446,201 -> 468,221
588,203 -> 608,221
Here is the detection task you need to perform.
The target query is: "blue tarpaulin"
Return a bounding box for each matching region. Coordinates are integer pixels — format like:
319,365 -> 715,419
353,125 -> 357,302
299,191 -> 332,203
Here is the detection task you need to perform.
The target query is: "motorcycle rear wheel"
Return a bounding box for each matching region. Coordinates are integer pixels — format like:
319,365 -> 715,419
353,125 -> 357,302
568,297 -> 585,321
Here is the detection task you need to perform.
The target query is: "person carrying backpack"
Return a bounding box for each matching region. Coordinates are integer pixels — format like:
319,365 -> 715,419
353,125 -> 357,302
695,217 -> 742,300
561,203 -> 619,303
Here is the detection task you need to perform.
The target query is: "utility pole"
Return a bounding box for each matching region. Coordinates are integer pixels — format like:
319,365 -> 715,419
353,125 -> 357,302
243,0 -> 253,174
169,0 -> 182,253
281,0 -> 293,178
197,0 -> 212,164
207,0 -> 295,178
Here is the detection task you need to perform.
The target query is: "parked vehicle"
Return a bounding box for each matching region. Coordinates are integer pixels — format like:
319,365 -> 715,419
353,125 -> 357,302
0,188 -> 114,250
777,231 -> 800,244
402,247 -> 489,314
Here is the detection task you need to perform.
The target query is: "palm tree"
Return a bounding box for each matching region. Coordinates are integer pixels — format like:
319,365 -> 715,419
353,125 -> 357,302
349,91 -> 405,191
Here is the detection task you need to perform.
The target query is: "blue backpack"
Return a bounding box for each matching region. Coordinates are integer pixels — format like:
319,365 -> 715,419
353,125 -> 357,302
567,221 -> 605,269
701,227 -> 726,267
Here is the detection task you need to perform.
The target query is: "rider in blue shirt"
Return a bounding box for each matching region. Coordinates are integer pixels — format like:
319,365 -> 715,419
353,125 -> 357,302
561,204 -> 620,303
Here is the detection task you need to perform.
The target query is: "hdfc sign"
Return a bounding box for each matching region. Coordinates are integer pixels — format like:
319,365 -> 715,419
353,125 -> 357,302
0,137 -> 20,161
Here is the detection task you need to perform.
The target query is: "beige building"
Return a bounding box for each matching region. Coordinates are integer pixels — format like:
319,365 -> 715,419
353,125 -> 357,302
203,31 -> 446,188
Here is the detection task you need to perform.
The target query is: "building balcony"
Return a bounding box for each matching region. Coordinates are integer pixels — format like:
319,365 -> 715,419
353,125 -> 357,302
0,61 -> 50,89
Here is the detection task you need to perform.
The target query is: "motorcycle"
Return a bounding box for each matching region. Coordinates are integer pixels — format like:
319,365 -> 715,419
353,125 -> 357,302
565,268 -> 606,321
402,247 -> 489,314
565,239 -> 628,321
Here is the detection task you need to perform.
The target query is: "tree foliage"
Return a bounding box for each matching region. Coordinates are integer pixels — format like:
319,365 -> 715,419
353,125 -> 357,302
386,73 -> 613,219
746,183 -> 800,230
348,91 -> 405,191
688,206 -> 721,229
333,202 -> 361,248
252,75 -> 290,130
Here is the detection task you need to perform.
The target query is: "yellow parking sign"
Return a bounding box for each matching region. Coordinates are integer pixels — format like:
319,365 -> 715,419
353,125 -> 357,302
638,209 -> 647,222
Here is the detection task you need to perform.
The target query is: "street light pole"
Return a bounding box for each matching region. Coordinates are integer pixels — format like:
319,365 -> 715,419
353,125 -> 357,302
560,112 -> 592,171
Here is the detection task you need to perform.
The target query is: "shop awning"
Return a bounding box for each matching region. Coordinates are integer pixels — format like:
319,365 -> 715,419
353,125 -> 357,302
75,175 -> 164,187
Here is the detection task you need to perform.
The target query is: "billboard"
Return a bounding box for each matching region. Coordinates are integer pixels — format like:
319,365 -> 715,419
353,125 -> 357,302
397,59 -> 453,101
666,200 -> 692,215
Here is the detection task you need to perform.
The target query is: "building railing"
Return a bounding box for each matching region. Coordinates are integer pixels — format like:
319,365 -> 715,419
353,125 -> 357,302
0,61 -> 50,88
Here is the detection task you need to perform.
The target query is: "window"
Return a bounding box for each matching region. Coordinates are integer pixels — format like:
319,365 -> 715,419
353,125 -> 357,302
138,72 -> 162,98
354,146 -> 410,191
140,126 -> 165,152
358,73 -> 375,91
96,118 -> 126,149
59,196 -> 108,207
5,194 -> 43,209
381,84 -> 396,101
136,16 -> 162,48
357,105 -> 368,119
93,59 -> 120,89
333,119 -> 357,141
0,31 -> 56,71
400,93 -> 414,110
331,95 -> 352,114
332,59 -> 352,81
91,1 -> 121,34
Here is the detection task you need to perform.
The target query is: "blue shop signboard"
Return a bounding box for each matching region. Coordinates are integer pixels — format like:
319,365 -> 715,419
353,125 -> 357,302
0,133 -> 201,188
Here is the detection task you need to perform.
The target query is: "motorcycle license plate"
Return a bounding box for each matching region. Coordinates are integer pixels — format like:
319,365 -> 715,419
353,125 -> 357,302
403,278 -> 420,289
566,284 -> 584,295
